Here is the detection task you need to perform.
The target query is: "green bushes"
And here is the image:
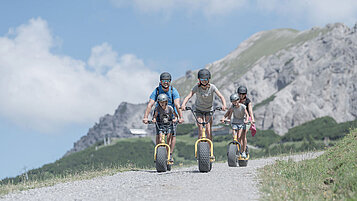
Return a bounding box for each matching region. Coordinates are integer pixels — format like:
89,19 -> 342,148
282,117 -> 357,142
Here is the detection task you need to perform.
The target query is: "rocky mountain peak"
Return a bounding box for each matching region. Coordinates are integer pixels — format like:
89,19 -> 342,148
67,23 -> 357,154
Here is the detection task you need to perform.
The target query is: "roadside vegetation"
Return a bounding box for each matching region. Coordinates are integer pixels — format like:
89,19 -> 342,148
1,116 -> 356,196
260,129 -> 357,200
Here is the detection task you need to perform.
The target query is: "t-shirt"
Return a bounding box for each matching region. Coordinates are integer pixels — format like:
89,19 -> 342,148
155,105 -> 175,124
231,103 -> 247,124
149,84 -> 180,111
192,84 -> 218,112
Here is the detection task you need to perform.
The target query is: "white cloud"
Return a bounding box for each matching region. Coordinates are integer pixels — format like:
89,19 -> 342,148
0,18 -> 159,132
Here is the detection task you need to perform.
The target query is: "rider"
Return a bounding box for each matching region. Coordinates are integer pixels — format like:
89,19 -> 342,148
181,69 -> 227,159
237,86 -> 255,156
152,94 -> 178,152
221,93 -> 251,158
143,72 -> 184,162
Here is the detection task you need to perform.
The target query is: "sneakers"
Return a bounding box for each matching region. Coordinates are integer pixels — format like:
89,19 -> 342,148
169,154 -> 174,163
210,155 -> 215,161
241,152 -> 247,158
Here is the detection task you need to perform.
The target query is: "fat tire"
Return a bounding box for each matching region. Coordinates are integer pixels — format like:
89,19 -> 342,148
197,142 -> 210,172
227,144 -> 238,167
156,146 -> 167,172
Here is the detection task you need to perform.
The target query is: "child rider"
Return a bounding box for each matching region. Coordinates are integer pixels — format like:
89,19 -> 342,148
181,68 -> 227,160
152,93 -> 178,162
221,93 -> 251,158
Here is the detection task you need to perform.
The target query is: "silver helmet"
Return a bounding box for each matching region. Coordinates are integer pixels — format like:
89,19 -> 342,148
157,93 -> 169,102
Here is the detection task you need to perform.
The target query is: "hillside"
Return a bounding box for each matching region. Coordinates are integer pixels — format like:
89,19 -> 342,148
2,117 -> 356,190
67,22 -> 357,154
260,129 -> 357,200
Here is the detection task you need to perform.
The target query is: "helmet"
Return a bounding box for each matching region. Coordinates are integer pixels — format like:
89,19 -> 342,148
157,93 -> 168,102
197,69 -> 211,79
230,93 -> 239,102
237,86 -> 247,94
160,72 -> 171,81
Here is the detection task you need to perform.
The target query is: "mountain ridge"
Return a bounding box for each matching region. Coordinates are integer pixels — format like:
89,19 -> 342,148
66,22 -> 357,155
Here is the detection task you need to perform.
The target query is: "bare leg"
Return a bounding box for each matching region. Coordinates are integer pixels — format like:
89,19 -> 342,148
238,129 -> 243,152
171,135 -> 176,154
156,134 -> 160,145
241,131 -> 247,152
197,116 -> 203,139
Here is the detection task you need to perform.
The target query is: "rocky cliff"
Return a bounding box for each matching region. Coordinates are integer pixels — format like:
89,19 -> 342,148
66,23 -> 357,154
65,102 -> 148,155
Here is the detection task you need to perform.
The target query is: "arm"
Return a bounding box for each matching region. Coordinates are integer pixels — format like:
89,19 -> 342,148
244,108 -> 249,124
152,110 -> 158,123
248,102 -> 255,123
174,98 -> 184,123
221,107 -> 233,122
143,99 -> 155,124
181,90 -> 195,111
215,89 -> 227,111
172,110 -> 178,123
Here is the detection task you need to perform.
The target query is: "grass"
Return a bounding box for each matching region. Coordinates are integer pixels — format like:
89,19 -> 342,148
0,165 -> 139,197
260,129 -> 357,200
2,116 -> 355,197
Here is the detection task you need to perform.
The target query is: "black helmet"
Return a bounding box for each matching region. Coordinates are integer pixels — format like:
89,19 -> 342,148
157,93 -> 169,102
237,86 -> 247,94
230,93 -> 239,102
160,72 -> 171,81
197,69 -> 211,79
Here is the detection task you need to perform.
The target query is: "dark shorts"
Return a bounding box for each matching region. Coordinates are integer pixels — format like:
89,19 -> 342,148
156,124 -> 177,136
194,110 -> 213,118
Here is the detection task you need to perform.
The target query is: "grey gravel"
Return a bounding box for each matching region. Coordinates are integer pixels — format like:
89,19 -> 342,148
1,152 -> 323,201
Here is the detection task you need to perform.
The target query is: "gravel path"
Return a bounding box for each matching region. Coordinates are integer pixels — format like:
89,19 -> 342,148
1,152 -> 323,201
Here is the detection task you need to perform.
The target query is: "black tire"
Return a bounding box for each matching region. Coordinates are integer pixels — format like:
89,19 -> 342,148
227,144 -> 238,167
156,146 -> 167,172
197,142 -> 210,172
238,159 -> 248,167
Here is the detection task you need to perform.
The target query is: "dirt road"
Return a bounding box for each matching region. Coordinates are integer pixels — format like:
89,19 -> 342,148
1,152 -> 323,201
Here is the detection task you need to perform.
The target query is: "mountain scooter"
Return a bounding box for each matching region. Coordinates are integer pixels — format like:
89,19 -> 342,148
185,106 -> 222,172
148,120 -> 175,172
224,120 -> 250,167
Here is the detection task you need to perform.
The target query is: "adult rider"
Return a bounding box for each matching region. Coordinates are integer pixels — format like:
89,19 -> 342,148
142,72 -> 184,162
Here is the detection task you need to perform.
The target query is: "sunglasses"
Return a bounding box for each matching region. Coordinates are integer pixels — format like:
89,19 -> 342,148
161,79 -> 171,83
200,78 -> 208,81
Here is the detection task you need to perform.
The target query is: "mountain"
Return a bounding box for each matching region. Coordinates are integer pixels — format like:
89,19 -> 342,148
65,102 -> 149,155
66,23 -> 357,155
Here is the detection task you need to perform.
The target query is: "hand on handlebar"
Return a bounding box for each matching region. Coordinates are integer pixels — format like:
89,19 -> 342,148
221,105 -> 227,111
152,118 -> 157,123
178,118 -> 184,124
180,105 -> 186,111
173,118 -> 177,123
142,117 -> 148,124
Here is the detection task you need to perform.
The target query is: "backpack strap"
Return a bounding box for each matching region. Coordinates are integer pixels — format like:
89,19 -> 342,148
154,87 -> 159,101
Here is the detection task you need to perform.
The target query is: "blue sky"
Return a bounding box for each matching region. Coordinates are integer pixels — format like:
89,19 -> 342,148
1,0 -> 357,179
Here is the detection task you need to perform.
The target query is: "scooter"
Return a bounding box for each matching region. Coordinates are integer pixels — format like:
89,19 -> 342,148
148,120 -> 175,172
184,107 -> 221,172
224,120 -> 250,167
